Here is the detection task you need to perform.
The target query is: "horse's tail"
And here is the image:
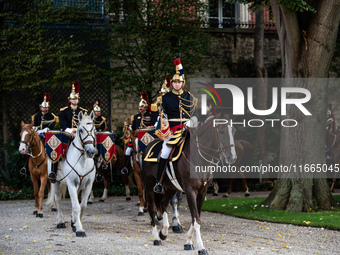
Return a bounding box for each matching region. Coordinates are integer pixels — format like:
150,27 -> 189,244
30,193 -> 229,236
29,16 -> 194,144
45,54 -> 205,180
45,184 -> 56,208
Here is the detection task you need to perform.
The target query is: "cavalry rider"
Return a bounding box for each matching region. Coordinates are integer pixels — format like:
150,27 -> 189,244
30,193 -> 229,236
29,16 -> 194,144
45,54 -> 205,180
48,82 -> 87,183
93,99 -> 107,132
153,59 -> 197,194
121,92 -> 157,175
20,92 -> 58,175
327,103 -> 336,134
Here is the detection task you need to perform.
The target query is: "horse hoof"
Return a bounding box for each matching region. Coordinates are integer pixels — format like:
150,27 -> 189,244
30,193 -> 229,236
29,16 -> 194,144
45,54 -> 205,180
198,249 -> 209,255
159,231 -> 167,240
172,225 -> 183,233
36,213 -> 43,218
87,201 -> 93,204
51,208 -> 57,212
245,193 -> 250,197
184,244 -> 194,250
57,223 -> 66,229
99,199 -> 105,202
154,240 -> 161,246
76,231 -> 86,237
33,210 -> 38,215
213,193 -> 218,196
138,212 -> 144,216
126,197 -> 131,201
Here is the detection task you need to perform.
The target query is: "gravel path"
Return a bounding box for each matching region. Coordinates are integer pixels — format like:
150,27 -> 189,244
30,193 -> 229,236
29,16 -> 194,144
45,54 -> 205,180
1,192 -> 340,255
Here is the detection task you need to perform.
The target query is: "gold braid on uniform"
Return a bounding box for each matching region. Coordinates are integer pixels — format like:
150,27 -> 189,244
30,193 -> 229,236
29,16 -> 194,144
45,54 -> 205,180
179,96 -> 197,118
40,119 -> 56,129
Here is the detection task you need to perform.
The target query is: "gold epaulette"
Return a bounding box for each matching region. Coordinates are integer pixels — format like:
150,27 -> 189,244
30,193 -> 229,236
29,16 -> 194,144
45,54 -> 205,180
102,116 -> 106,121
31,114 -> 35,123
52,113 -> 59,124
131,115 -> 134,122
79,107 -> 88,114
151,103 -> 158,112
60,106 -> 68,111
188,92 -> 198,106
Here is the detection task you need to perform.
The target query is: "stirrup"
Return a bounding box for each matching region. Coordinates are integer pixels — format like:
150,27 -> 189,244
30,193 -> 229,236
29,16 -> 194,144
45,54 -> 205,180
153,183 -> 163,194
20,167 -> 27,175
121,167 -> 129,175
48,172 -> 57,183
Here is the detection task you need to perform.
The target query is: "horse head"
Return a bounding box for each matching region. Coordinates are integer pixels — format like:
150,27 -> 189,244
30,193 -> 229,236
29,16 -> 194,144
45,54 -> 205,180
214,114 -> 237,165
18,121 -> 35,155
77,111 -> 97,158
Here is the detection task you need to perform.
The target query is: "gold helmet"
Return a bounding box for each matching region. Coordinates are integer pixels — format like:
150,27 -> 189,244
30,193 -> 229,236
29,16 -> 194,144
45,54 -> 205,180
68,82 -> 80,99
40,93 -> 50,108
171,59 -> 185,85
159,77 -> 171,94
139,92 -> 151,112
93,99 -> 101,112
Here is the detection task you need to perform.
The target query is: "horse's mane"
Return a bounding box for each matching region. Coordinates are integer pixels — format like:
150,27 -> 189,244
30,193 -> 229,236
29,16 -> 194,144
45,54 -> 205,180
191,115 -> 216,137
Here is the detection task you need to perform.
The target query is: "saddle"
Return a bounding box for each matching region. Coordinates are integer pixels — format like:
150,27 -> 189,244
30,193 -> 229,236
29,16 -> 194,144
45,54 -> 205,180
143,129 -> 188,162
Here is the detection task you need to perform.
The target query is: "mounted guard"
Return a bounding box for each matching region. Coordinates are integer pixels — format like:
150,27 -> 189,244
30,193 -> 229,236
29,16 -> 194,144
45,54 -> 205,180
153,59 -> 198,194
47,82 -> 87,183
20,92 -> 58,175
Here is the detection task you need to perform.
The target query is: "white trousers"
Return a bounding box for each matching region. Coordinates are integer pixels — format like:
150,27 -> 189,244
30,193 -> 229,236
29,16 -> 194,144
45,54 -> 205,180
160,134 -> 173,159
125,146 -> 133,156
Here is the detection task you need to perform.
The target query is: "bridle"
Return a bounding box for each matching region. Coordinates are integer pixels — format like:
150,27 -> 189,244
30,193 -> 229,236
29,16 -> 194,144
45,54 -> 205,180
20,127 -> 43,159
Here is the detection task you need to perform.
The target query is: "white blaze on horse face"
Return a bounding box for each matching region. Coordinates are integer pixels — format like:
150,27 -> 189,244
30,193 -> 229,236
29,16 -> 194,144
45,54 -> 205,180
226,125 -> 237,164
18,130 -> 28,154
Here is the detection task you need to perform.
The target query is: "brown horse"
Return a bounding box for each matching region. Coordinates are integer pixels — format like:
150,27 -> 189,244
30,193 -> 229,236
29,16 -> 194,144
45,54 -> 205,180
18,121 -> 51,217
142,116 -> 236,254
212,139 -> 253,198
326,130 -> 340,192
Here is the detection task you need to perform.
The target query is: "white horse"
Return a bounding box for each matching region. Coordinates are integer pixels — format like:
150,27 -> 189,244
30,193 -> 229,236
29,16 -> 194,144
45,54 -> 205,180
46,111 -> 97,237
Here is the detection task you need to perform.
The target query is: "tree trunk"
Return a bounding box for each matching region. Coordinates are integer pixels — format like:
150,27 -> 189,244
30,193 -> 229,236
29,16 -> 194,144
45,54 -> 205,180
1,90 -> 9,177
264,0 -> 340,211
254,9 -> 269,169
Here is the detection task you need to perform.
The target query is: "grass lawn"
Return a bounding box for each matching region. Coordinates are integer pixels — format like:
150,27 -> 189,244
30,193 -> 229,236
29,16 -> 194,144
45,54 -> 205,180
202,195 -> 340,230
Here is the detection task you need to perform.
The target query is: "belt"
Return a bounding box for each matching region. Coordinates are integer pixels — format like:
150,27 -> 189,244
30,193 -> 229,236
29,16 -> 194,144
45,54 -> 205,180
168,118 -> 189,122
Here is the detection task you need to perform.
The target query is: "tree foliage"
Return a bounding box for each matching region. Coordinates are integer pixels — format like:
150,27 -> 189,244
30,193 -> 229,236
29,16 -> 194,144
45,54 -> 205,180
0,0 -> 110,91
108,0 -> 210,100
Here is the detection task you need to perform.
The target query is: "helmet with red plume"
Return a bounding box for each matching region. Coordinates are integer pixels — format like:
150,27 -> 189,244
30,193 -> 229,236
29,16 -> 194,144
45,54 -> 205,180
68,82 -> 80,99
171,58 -> 185,85
159,77 -> 171,94
40,92 -> 50,108
93,99 -> 101,112
139,92 -> 151,112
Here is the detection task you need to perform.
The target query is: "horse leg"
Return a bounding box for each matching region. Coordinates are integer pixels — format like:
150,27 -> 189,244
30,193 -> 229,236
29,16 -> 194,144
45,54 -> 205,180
184,189 -> 208,253
68,185 -> 86,237
212,179 -> 219,196
132,161 -> 145,216
54,183 -> 66,229
30,171 -> 39,215
36,174 -> 48,218
88,190 -> 94,204
184,224 -> 195,250
170,191 -> 183,233
223,177 -> 234,198
330,173 -> 337,192
99,172 -> 109,202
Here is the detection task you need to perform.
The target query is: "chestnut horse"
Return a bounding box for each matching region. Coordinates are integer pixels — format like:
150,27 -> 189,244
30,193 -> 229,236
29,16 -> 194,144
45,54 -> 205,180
142,116 -> 236,254
212,139 -> 253,198
18,121 -> 51,217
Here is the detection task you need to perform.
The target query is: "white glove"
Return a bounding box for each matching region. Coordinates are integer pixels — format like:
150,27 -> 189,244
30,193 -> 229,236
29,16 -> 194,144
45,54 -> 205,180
185,116 -> 198,128
32,126 -> 38,131
65,128 -> 73,134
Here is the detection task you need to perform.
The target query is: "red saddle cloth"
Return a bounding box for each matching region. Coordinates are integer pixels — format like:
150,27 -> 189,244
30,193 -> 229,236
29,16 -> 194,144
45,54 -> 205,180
45,131 -> 71,163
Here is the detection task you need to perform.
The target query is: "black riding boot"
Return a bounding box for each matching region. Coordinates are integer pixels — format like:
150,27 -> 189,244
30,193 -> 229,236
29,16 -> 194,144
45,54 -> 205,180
20,155 -> 29,175
153,158 -> 167,194
48,163 -> 58,183
121,155 -> 131,175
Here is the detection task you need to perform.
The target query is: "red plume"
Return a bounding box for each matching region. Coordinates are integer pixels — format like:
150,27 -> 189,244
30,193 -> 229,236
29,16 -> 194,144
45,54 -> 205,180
43,92 -> 50,102
165,77 -> 170,88
96,98 -> 101,106
174,59 -> 181,65
140,92 -> 151,112
72,82 -> 80,93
